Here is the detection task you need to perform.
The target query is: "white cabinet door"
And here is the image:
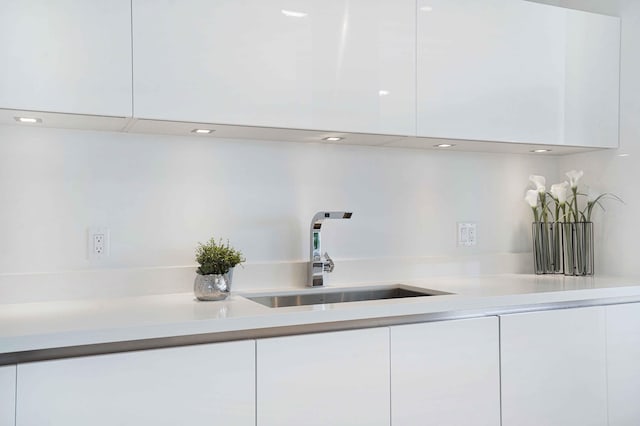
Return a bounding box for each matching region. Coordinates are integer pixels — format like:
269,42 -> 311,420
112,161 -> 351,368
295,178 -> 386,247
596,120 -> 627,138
417,0 -> 619,148
16,341 -> 255,426
257,328 -> 390,426
606,302 -> 640,426
390,317 -> 500,426
0,0 -> 132,117
0,365 -> 16,426
417,0 -> 564,144
500,307 -> 607,426
133,0 -> 415,136
563,9 -> 620,148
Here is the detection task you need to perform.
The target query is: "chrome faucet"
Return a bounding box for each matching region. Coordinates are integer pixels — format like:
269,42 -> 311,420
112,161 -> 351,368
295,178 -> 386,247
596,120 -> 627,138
309,211 -> 353,287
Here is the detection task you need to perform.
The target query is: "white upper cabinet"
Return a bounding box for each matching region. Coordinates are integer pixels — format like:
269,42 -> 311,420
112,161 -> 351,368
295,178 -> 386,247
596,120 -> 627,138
132,0 -> 415,136
0,0 -> 619,150
0,0 -> 132,117
417,0 -> 619,148
563,10 -> 620,148
0,365 -> 16,426
417,0 -> 564,144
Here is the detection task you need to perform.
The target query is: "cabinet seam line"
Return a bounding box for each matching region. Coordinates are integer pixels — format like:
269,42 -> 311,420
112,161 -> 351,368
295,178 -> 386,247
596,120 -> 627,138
414,0 -> 418,137
13,365 -> 17,426
617,18 -> 621,149
604,308 -> 610,426
254,340 -> 258,426
130,0 -> 135,117
498,316 -> 503,426
388,327 -> 392,425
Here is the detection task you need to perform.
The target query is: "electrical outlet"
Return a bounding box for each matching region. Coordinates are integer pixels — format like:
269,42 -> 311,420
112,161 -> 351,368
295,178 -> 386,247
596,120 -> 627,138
88,227 -> 110,259
457,222 -> 477,246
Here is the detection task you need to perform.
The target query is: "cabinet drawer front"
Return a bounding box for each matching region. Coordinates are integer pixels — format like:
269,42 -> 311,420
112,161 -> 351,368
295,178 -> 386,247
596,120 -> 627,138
0,365 -> 16,426
391,317 -> 500,426
606,302 -> 640,426
16,341 -> 255,426
500,307 -> 607,426
257,327 -> 390,426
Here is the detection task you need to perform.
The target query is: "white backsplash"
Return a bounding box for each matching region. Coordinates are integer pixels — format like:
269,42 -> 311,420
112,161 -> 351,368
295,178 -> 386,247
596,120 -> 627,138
0,123 -> 557,302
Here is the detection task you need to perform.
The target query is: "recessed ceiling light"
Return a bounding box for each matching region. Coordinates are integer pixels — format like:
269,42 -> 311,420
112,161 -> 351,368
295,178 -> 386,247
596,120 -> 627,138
323,137 -> 343,142
378,90 -> 390,96
531,149 -> 551,153
420,6 -> 433,12
191,129 -> 214,134
618,153 -> 630,157
14,117 -> 42,124
434,143 -> 455,148
281,9 -> 307,18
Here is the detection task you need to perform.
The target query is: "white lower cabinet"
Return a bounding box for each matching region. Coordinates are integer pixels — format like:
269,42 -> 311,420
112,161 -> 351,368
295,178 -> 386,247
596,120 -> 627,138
10,302 -> 640,426
0,365 -> 16,426
15,341 -> 255,426
500,306 -> 607,426
257,327 -> 390,426
606,302 -> 640,426
390,317 -> 500,426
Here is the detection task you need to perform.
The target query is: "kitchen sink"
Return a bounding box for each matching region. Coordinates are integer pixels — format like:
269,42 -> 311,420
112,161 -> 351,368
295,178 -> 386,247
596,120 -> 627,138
244,285 -> 449,308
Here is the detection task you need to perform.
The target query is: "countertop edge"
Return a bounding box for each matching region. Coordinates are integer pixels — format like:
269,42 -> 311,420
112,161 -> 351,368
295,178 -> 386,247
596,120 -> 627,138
3,279 -> 640,366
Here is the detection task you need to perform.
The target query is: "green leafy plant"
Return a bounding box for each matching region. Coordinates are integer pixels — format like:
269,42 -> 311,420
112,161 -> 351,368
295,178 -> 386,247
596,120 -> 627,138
195,237 -> 245,275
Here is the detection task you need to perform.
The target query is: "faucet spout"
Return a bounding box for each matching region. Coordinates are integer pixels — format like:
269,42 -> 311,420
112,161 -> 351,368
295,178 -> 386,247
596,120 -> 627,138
309,211 -> 352,287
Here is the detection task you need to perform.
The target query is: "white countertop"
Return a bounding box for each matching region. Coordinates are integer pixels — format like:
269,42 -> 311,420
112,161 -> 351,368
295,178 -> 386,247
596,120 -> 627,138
3,274 -> 640,356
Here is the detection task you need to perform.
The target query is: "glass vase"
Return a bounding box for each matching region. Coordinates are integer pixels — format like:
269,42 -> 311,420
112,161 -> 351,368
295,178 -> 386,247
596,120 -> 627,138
563,222 -> 594,276
532,222 -> 563,274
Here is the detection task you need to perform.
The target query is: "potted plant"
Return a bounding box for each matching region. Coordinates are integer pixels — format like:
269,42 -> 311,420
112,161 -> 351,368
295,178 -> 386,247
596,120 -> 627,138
194,237 -> 245,301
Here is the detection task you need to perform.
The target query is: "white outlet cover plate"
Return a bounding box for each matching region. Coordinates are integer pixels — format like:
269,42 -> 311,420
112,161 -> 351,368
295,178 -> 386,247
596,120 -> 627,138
88,227 -> 110,259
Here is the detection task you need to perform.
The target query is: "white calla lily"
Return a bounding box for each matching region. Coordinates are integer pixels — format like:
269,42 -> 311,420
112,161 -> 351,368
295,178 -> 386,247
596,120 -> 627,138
529,175 -> 546,193
550,182 -> 569,205
525,189 -> 540,222
566,170 -> 583,189
525,190 -> 538,208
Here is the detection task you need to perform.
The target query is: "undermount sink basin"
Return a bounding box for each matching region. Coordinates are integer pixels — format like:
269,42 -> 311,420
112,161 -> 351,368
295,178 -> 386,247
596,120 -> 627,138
244,285 -> 449,308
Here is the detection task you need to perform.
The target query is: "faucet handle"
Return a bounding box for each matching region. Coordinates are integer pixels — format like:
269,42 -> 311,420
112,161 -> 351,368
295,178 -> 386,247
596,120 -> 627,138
323,252 -> 335,273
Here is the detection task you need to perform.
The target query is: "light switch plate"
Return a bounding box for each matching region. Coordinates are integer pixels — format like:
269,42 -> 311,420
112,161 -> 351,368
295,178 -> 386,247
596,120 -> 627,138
457,222 -> 477,246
